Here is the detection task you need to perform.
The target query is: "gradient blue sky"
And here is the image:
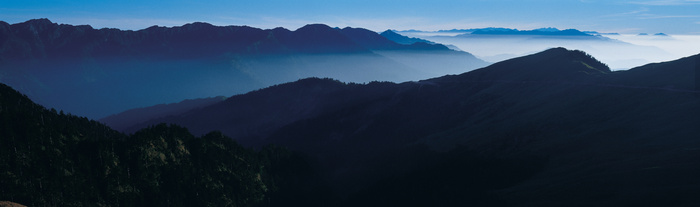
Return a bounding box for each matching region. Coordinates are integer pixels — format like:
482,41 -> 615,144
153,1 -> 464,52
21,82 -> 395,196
1,0 -> 699,34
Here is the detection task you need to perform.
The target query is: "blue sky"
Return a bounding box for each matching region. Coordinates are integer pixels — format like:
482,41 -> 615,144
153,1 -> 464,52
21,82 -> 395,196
1,0 -> 699,34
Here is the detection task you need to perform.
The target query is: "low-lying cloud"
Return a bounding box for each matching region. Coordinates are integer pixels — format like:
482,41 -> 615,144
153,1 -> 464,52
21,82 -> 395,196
401,32 -> 700,70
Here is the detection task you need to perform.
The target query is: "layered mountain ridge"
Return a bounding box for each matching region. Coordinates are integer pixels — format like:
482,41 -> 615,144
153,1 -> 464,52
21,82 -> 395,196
0,19 -> 488,119
2,45 -> 700,205
0,19 -> 454,60
101,47 -> 700,205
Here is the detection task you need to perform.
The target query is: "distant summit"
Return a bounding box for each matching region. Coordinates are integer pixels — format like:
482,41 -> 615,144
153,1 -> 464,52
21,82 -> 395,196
583,31 -> 620,35
436,29 -> 478,33
467,28 -> 594,36
532,27 -> 560,32
636,33 -> 670,37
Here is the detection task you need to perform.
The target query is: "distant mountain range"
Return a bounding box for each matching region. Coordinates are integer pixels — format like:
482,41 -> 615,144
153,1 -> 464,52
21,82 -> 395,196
411,27 -> 649,36
397,27 -> 675,69
98,47 -> 700,205
466,28 -> 596,37
638,33 -> 669,36
413,27 -> 609,40
0,19 -> 487,119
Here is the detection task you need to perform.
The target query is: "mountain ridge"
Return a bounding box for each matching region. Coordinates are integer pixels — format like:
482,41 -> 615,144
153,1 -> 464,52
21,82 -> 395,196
0,19 -> 464,59
0,18 -> 488,119
4,46 -> 700,205
99,96 -> 227,132
379,30 -> 434,45
109,48 -> 692,149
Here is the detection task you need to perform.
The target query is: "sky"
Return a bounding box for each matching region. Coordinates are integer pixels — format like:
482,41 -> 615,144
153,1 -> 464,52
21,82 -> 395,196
1,0 -> 700,34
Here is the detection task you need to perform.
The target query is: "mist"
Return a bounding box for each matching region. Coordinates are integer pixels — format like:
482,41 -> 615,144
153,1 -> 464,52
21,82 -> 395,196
3,50 -> 486,119
400,31 -> 700,70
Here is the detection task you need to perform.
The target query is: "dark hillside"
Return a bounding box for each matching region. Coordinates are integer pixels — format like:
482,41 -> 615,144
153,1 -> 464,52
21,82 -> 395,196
117,48 -> 700,205
0,83 -> 313,206
100,96 -> 226,131
122,78 -> 405,146
4,47 -> 698,206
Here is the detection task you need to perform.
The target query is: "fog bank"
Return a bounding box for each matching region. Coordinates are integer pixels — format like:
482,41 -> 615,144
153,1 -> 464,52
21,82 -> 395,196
401,32 -> 700,70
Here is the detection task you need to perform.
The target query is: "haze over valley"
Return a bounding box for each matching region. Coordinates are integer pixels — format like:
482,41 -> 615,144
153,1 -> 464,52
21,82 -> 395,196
398,28 -> 700,70
0,19 -> 487,119
2,0 -> 700,206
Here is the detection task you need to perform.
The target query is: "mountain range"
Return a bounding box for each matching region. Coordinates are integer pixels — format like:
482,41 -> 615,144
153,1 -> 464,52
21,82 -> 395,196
97,47 -> 700,206
463,28 -> 602,38
0,19 -> 487,119
417,27 -> 604,37
2,18 -> 700,206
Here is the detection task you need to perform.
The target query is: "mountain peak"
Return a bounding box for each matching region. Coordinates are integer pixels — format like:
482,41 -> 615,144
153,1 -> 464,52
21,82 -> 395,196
11,18 -> 57,32
533,27 -> 561,32
271,27 -> 291,32
180,22 -> 216,29
537,47 -> 577,57
0,21 -> 10,33
516,47 -> 610,74
380,29 -> 398,35
295,24 -> 334,32
554,48 -> 610,72
452,47 -> 610,82
23,18 -> 54,26
278,24 -> 369,53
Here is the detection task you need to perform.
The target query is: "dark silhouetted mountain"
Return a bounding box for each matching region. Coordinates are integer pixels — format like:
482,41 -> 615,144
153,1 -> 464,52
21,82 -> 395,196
340,27 -> 452,51
117,48 -> 605,140
116,48 -> 700,205
117,78 -> 404,146
379,30 -> 434,45
605,53 -> 695,90
445,47 -> 610,82
274,49 -> 700,206
99,96 -> 226,131
338,27 -> 400,50
0,19 -> 487,119
273,24 -> 366,54
0,82 -> 324,206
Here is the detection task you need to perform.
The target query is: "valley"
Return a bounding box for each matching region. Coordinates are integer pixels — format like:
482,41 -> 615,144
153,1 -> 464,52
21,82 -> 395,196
1,19 -> 699,206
